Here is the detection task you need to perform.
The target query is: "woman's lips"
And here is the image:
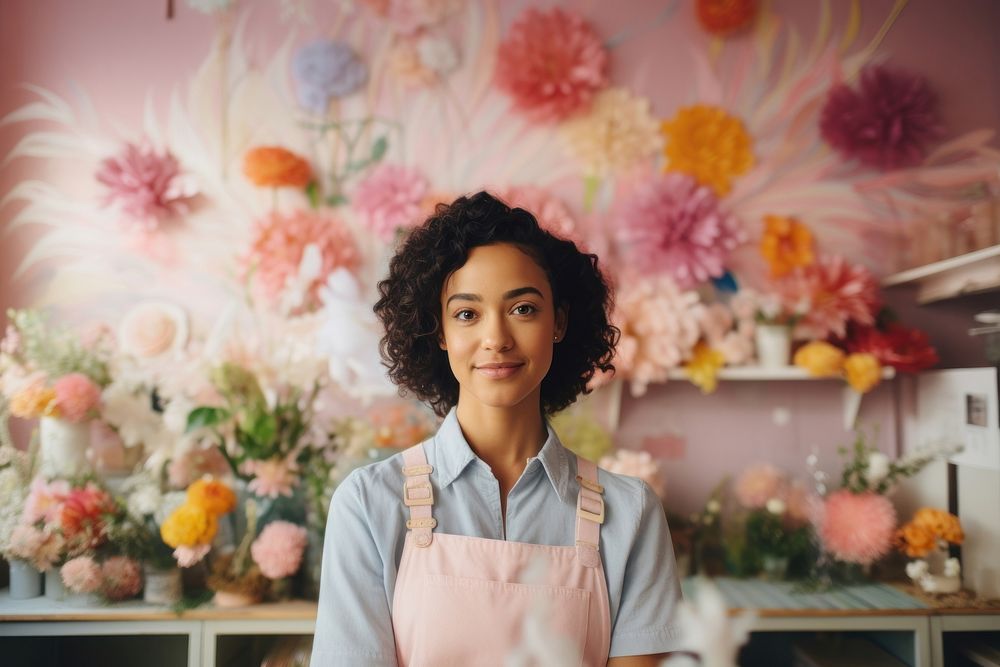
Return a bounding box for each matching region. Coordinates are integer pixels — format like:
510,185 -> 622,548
474,363 -> 524,379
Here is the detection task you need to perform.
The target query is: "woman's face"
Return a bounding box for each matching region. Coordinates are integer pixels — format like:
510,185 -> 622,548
439,243 -> 566,413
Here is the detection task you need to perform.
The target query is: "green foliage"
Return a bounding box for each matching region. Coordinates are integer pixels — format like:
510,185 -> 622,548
3,308 -> 111,386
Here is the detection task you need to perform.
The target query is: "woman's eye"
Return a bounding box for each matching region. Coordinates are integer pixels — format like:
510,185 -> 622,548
455,309 -> 476,321
512,304 -> 536,316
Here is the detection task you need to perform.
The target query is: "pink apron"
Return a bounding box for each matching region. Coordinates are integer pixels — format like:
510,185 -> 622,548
392,443 -> 612,666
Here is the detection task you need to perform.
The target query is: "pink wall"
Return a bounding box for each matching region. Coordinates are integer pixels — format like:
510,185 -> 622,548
1,0 -> 998,510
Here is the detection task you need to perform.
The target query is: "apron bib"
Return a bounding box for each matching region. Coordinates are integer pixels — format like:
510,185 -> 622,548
391,444 -> 612,666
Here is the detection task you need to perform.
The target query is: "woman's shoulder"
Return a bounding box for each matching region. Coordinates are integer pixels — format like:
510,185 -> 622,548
590,461 -> 665,532
336,437 -> 437,505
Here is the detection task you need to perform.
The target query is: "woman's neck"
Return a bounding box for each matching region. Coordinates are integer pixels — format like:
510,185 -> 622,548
455,398 -> 547,490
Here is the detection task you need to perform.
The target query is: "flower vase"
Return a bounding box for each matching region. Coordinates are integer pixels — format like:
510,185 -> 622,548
8,560 -> 43,599
143,565 -> 182,605
907,547 -> 961,595
44,568 -> 67,601
38,416 -> 92,477
755,325 -> 792,369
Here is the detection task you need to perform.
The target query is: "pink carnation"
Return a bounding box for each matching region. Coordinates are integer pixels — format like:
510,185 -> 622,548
820,65 -> 940,170
617,173 -> 745,289
24,477 -> 71,526
780,256 -> 881,340
251,520 -> 309,579
95,142 -> 195,232
100,556 -> 143,601
352,164 -> 429,241
243,457 -> 298,499
242,210 -> 359,309
734,463 -> 786,509
816,489 -> 897,565
52,373 -> 102,422
495,7 -> 609,122
9,524 -> 64,571
61,556 -> 102,594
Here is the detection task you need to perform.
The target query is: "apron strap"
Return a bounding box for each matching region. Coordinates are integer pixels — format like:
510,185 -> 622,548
574,456 -> 604,568
401,444 -> 436,548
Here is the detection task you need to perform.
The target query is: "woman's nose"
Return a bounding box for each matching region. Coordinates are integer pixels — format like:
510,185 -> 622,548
481,315 -> 513,351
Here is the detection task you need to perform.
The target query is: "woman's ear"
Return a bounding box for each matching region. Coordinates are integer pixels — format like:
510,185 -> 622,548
555,306 -> 569,342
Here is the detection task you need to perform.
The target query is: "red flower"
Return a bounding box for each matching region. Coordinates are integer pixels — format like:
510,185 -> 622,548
60,485 -> 114,555
495,7 -> 609,122
846,323 -> 939,374
696,0 -> 757,35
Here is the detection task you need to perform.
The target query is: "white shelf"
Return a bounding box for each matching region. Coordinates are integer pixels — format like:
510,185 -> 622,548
666,366 -> 897,381
882,244 -> 1000,304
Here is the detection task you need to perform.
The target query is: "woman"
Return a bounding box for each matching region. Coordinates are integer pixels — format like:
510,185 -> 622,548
311,192 -> 682,666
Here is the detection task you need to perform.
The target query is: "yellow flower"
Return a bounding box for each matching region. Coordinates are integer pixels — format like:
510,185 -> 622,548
661,104 -> 754,195
793,341 -> 845,377
9,384 -> 59,419
844,353 -> 882,393
760,214 -> 815,277
160,503 -> 218,548
895,522 -> 936,558
684,342 -> 726,394
562,87 -> 663,176
187,478 -> 237,516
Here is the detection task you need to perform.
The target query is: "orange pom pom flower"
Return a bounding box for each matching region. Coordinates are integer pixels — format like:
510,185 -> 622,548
760,215 -> 815,278
243,147 -> 312,189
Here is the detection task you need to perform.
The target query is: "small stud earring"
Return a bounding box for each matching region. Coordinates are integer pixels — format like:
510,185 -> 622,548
553,335 -> 559,342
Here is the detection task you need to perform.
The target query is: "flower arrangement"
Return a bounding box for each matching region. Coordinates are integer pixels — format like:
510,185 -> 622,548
897,508 -> 964,594
1,309 -> 111,425
186,362 -> 321,499
160,478 -> 236,567
4,476 -> 116,572
808,431 -> 949,583
60,554 -> 143,601
207,499 -> 270,604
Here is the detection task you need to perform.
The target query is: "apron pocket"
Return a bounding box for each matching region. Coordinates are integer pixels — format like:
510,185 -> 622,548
413,573 -> 591,667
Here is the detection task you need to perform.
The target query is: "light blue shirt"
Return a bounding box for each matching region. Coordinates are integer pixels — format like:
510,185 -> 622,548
311,409 -> 683,664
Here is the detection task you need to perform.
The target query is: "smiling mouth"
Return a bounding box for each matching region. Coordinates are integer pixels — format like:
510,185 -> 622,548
474,363 -> 524,379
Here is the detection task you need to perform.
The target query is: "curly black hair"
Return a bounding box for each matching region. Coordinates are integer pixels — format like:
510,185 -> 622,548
374,191 -> 619,417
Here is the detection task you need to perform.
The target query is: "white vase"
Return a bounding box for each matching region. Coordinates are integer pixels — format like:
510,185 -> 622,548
143,565 -> 182,605
44,567 -> 66,601
755,324 -> 792,369
38,417 -> 92,477
8,559 -> 43,599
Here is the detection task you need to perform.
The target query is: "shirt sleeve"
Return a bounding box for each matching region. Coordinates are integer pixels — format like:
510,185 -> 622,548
310,470 -> 399,666
608,480 -> 684,657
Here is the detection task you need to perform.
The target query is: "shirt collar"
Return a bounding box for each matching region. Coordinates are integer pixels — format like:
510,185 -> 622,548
434,408 -> 573,504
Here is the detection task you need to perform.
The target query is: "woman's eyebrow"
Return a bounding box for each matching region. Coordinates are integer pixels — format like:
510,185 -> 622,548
445,286 -> 544,307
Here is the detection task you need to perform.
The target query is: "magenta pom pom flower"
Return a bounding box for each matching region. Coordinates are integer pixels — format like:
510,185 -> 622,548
352,163 -> 429,241
816,489 -> 897,566
617,173 -> 745,289
95,142 -> 196,232
820,65 -> 941,170
495,7 -> 609,122
251,520 -> 309,579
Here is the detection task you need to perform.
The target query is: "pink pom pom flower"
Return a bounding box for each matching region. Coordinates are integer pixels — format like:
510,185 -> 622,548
816,489 -> 897,566
95,142 -> 195,232
61,556 -> 102,594
617,173 -> 745,289
251,520 -> 309,579
820,65 -> 941,171
52,373 -> 102,422
100,556 -> 143,601
495,7 -> 609,122
351,164 -> 429,241
780,256 -> 881,340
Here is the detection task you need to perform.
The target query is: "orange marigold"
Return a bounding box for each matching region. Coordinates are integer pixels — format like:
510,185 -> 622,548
844,353 -> 882,394
895,522 -> 936,558
243,147 -> 312,188
661,104 -> 754,196
187,478 -> 237,516
10,384 -> 59,419
760,215 -> 815,277
793,341 -> 845,378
